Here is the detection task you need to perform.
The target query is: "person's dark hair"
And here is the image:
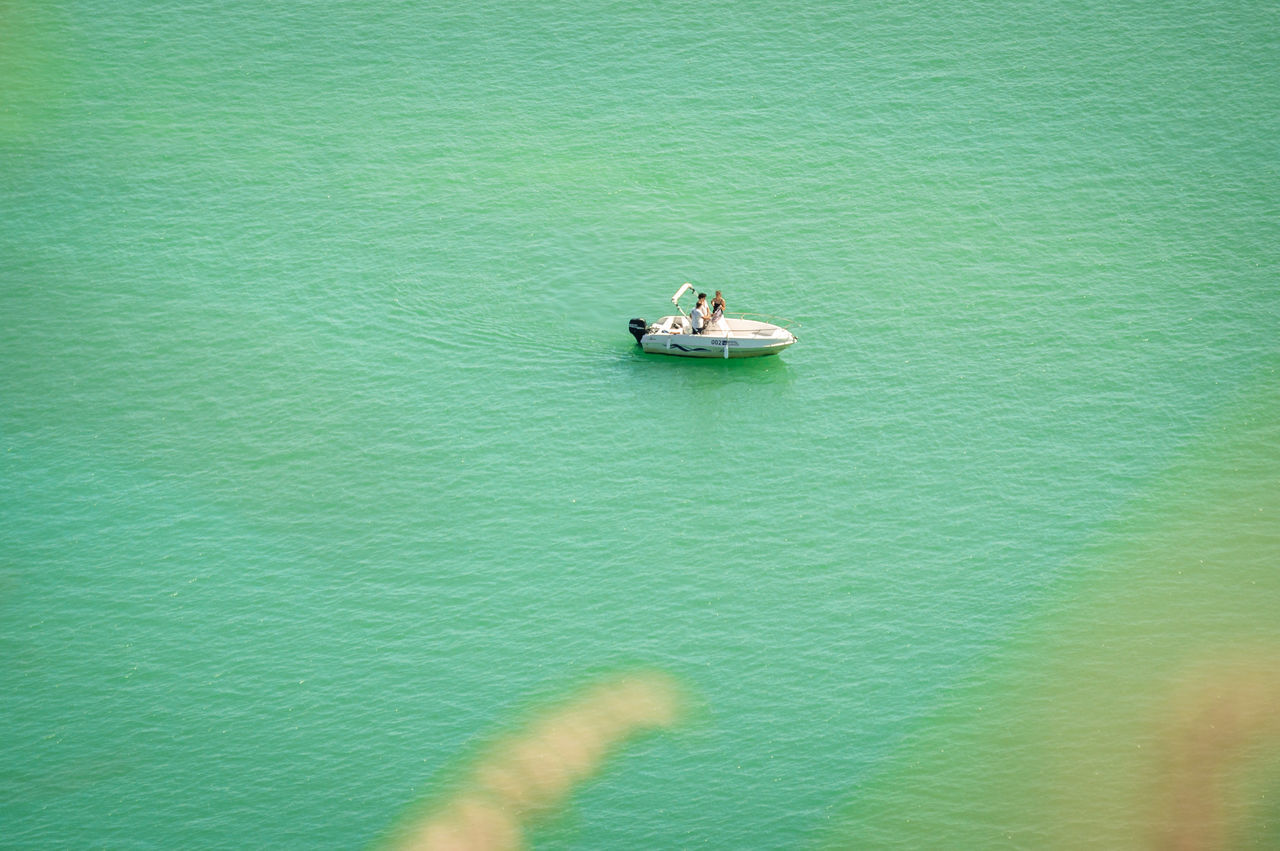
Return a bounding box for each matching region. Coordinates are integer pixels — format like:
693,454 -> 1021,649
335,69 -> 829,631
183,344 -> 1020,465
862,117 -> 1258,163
698,293 -> 707,300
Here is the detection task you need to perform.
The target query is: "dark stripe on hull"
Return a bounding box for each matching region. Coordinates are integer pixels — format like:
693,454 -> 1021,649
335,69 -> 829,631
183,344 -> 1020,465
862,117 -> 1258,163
641,340 -> 789,358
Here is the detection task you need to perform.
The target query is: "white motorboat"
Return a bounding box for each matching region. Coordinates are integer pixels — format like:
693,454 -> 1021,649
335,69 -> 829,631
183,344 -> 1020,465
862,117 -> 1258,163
628,284 -> 798,359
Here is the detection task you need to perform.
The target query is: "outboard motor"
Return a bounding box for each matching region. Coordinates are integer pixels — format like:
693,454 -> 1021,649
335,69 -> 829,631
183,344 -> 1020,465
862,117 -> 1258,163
628,317 -> 647,345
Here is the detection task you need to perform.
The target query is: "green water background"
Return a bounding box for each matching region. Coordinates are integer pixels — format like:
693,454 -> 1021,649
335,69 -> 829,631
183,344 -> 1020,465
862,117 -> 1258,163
2,1 -> 1277,847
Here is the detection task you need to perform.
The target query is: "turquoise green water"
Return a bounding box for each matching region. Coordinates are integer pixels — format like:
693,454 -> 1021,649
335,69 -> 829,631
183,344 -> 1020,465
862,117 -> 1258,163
2,1 -> 1277,847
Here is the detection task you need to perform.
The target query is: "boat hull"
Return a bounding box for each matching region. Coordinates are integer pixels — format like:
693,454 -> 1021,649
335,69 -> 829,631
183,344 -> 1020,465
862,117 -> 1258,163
639,332 -> 795,358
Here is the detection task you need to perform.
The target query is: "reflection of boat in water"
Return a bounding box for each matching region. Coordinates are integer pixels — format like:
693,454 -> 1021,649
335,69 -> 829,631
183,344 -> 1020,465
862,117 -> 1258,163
628,283 -> 799,359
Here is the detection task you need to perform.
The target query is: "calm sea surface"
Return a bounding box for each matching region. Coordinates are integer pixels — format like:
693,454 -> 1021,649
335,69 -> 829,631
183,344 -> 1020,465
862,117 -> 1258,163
2,1 -> 1277,847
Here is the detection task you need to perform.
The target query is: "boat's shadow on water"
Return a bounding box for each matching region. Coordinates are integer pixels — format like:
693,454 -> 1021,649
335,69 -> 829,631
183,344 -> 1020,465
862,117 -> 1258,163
615,345 -> 798,387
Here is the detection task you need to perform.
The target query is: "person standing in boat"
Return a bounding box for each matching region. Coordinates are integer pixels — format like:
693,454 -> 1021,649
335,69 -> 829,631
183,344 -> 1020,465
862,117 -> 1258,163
690,293 -> 709,334
710,291 -> 726,324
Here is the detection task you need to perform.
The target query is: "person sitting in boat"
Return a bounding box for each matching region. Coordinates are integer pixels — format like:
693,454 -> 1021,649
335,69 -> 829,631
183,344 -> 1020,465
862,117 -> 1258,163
710,290 -> 726,323
690,293 -> 709,334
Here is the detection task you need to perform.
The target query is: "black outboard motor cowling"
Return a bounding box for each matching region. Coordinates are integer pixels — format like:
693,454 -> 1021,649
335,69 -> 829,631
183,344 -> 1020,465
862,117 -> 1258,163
628,318 -> 647,345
